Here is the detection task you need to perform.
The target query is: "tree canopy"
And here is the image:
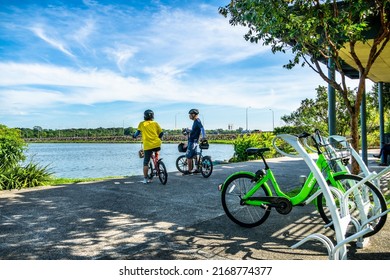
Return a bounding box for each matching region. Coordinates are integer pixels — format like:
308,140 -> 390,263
278,85 -> 384,138
219,0 -> 390,172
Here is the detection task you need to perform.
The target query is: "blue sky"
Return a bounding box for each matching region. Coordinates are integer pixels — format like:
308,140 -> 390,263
0,0 -> 364,131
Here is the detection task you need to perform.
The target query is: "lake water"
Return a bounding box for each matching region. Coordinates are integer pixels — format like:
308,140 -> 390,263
25,143 -> 235,178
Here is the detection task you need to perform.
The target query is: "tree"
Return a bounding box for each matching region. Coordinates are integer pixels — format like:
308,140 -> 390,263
279,85 -> 381,141
371,82 -> 390,109
219,0 -> 390,173
0,124 -> 52,190
0,124 -> 26,171
280,86 -> 350,134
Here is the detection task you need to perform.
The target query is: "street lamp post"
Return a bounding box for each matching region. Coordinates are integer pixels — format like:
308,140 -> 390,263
269,109 -> 275,131
175,113 -> 181,130
246,107 -> 251,131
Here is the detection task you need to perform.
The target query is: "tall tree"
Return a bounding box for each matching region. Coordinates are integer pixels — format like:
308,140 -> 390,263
220,0 -> 390,173
280,86 -> 350,135
280,85 -> 380,138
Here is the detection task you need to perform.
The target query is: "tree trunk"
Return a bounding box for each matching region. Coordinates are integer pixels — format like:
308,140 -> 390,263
350,110 -> 361,175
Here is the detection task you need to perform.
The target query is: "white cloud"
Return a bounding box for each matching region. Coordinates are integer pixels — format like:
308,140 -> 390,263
29,25 -> 75,58
141,9 -> 268,69
104,45 -> 139,72
71,18 -> 96,49
0,1 -> 373,129
0,61 -> 327,115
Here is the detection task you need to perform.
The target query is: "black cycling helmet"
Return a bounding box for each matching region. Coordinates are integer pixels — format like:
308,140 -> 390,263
188,109 -> 199,115
144,109 -> 154,120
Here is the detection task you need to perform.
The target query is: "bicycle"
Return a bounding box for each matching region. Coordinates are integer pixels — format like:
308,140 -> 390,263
219,132 -> 387,238
307,130 -> 389,234
147,150 -> 168,185
322,134 -> 390,190
176,140 -> 213,178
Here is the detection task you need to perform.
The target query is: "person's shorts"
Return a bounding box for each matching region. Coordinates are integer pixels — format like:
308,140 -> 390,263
185,141 -> 197,159
144,147 -> 161,166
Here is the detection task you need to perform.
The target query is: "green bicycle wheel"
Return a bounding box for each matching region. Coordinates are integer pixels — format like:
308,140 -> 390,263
221,173 -> 272,227
316,174 -> 387,238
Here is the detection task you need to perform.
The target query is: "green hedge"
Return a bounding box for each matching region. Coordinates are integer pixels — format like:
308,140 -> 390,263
0,124 -> 52,190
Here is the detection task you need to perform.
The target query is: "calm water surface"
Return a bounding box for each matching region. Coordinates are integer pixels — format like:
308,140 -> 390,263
26,143 -> 234,178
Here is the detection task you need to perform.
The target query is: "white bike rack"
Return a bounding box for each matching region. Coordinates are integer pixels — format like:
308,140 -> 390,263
328,135 -> 390,206
273,134 -> 388,260
328,135 -> 390,187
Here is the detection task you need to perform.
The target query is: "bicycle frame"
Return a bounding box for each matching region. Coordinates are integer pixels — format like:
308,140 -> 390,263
194,146 -> 205,167
235,152 -> 347,207
150,151 -> 160,172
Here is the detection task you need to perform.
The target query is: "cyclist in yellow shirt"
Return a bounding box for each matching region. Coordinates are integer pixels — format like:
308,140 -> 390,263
133,109 -> 164,184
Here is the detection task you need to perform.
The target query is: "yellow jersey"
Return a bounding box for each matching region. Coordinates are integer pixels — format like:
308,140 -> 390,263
137,120 -> 163,150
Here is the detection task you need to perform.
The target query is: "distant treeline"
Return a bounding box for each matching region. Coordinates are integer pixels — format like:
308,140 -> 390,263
19,126 -> 245,143
23,133 -> 240,143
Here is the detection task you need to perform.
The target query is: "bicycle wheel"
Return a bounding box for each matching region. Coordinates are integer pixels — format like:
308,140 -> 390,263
221,173 -> 272,227
176,155 -> 191,173
157,160 -> 168,185
316,174 -> 387,238
146,161 -> 154,180
200,156 -> 213,178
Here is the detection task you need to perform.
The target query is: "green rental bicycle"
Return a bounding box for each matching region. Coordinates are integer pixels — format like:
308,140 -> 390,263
219,132 -> 387,238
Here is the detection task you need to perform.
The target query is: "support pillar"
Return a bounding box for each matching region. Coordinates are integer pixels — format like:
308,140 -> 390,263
378,82 -> 385,164
360,82 -> 368,165
328,58 -> 336,136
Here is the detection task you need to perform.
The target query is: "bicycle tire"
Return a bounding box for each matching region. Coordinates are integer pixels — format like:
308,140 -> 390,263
176,155 -> 193,173
147,162 -> 154,179
221,172 -> 272,227
200,156 -> 213,178
316,174 -> 387,238
158,160 -> 168,185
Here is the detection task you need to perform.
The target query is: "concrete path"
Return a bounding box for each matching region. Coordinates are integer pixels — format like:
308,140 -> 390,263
0,150 -> 389,260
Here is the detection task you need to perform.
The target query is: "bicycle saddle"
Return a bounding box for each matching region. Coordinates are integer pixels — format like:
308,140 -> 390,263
297,132 -> 311,138
246,147 -> 270,156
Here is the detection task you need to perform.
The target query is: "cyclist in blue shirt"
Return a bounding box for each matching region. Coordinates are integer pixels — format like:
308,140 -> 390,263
186,109 -> 206,174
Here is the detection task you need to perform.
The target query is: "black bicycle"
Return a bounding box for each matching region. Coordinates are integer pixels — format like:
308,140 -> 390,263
176,140 -> 213,178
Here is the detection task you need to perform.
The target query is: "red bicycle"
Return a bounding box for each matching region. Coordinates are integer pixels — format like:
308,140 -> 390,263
147,150 -> 168,185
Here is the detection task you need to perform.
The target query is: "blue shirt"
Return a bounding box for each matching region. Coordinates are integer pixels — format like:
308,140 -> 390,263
189,118 -> 205,142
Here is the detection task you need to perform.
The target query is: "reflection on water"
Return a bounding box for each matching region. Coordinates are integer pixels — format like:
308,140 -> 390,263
25,143 -> 234,178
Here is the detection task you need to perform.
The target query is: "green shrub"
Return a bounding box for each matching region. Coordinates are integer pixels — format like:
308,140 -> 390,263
232,132 -> 278,162
0,124 -> 53,190
0,125 -> 26,170
231,132 -> 306,162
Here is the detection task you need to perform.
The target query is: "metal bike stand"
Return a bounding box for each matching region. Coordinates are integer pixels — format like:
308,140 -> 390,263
291,233 -> 336,260
276,134 -> 350,260
304,134 -> 390,248
328,135 -> 390,189
291,185 -> 375,259
293,164 -> 390,257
